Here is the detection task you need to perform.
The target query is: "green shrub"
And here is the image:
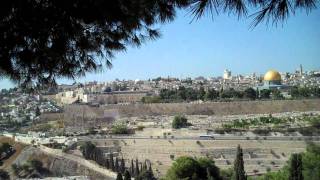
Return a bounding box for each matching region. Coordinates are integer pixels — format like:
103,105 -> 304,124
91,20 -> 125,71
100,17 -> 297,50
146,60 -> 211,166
165,156 -> 221,180
111,123 -> 129,134
172,115 -> 190,129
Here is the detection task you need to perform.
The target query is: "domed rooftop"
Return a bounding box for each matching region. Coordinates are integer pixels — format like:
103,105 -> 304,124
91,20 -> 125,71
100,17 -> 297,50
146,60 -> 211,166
264,70 -> 281,81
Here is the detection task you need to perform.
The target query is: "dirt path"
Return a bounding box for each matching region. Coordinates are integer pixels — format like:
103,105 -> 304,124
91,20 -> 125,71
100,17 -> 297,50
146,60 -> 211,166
38,145 -> 117,179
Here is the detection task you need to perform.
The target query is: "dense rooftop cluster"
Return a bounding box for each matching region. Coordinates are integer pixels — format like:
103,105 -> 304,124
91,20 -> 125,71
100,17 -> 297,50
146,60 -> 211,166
0,90 -> 61,131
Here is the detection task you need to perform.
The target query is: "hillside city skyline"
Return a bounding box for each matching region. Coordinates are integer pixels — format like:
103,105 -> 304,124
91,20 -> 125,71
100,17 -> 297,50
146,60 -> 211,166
1,9 -> 319,88
1,65 -> 319,88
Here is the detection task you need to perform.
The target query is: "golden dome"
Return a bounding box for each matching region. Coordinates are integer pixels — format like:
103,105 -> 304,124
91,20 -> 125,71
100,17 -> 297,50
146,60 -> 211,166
264,70 -> 281,81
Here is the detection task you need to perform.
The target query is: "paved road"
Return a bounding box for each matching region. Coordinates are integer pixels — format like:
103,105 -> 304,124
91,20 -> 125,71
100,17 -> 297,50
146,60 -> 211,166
38,145 -> 117,180
78,134 -> 320,142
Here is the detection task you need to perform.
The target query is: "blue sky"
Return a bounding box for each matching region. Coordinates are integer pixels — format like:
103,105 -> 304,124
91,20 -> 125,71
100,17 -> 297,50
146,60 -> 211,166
1,8 -> 320,88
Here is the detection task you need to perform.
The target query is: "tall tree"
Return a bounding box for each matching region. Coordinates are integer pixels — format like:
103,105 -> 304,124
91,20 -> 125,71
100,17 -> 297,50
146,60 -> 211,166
120,158 -> 126,174
110,152 -> 115,171
165,156 -> 221,180
0,1 -> 315,87
289,153 -> 303,180
105,158 -> 110,169
142,160 -> 147,171
124,170 -> 131,180
244,88 -> 256,100
35,106 -> 41,116
260,89 -> 271,99
135,158 -> 140,177
116,172 -> 123,180
233,145 -> 246,180
131,159 -> 135,176
198,86 -> 206,100
115,157 -> 120,172
148,163 -> 154,179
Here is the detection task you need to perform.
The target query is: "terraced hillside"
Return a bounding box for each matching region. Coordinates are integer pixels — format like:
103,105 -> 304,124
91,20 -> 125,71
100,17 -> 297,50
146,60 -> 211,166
91,139 -> 316,177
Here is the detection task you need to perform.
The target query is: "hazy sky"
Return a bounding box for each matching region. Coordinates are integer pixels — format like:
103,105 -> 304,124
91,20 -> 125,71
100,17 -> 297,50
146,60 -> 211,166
1,8 -> 320,89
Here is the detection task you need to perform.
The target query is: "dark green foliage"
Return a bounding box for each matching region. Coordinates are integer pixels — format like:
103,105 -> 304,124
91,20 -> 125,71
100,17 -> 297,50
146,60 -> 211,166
220,168 -> 234,180
198,86 -> 206,100
258,143 -> 320,180
148,163 -> 154,178
165,156 -> 200,179
0,1 -> 188,87
160,87 -> 197,101
198,157 -> 221,179
205,88 -> 219,100
290,86 -> 320,98
115,157 -> 120,172
207,167 -> 214,180
172,115 -> 190,129
244,88 -> 256,100
35,106 -> 41,116
105,158 -> 110,169
111,123 -> 130,134
131,159 -> 135,176
289,153 -> 303,180
80,142 -> 104,163
104,87 -> 112,93
142,161 -> 147,171
260,89 -> 271,99
156,85 -> 320,103
0,142 -> 14,156
302,143 -> 320,180
120,158 -> 126,173
124,170 -> 131,180
0,169 -> 9,180
110,153 -> 115,171
220,88 -> 244,99
80,142 -> 96,160
272,89 -> 284,100
234,145 -> 247,180
165,156 -> 221,180
12,164 -> 21,175
222,115 -> 289,130
0,1 -> 315,87
116,173 -> 123,180
135,159 -> 140,177
30,159 -> 43,170
141,96 -> 162,103
136,169 -> 156,180
0,143 -> 14,165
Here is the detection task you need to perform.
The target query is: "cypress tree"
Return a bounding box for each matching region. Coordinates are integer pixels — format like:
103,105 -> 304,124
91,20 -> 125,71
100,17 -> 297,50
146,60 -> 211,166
116,172 -> 123,180
131,159 -> 135,175
140,163 -> 143,173
110,152 -> 115,171
234,145 -> 246,180
289,153 -> 303,180
135,158 -> 140,177
105,158 -> 110,169
148,163 -> 154,178
143,160 -> 147,171
35,106 -> 41,116
124,170 -> 131,180
115,157 -> 120,172
120,158 -> 125,173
